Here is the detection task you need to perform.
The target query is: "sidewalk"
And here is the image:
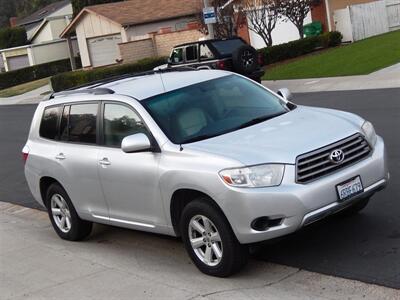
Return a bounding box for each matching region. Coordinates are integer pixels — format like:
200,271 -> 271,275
262,63 -> 400,93
0,84 -> 50,106
1,202 -> 398,300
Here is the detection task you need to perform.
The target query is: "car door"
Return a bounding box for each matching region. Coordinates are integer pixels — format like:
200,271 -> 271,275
55,102 -> 109,220
97,101 -> 163,229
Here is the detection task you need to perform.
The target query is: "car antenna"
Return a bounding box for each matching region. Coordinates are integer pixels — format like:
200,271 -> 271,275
179,144 -> 183,151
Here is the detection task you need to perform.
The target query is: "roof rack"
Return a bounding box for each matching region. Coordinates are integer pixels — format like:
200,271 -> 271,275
47,88 -> 115,100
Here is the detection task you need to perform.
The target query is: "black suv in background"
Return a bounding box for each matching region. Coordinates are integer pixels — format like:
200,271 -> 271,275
167,37 -> 265,83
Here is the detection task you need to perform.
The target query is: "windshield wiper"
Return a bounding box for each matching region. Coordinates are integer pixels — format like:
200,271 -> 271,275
237,112 -> 286,129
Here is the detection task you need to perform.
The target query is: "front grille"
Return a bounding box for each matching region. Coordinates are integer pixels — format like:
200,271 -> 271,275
296,134 -> 371,183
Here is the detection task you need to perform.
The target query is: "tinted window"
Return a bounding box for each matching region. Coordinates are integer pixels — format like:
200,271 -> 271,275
200,44 -> 214,60
103,103 -> 148,147
67,103 -> 98,144
186,45 -> 198,61
59,105 -> 70,141
142,75 -> 287,144
211,39 -> 245,56
170,48 -> 183,63
40,106 -> 61,140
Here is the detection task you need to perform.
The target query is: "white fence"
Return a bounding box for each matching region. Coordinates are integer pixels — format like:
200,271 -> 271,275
334,0 -> 400,42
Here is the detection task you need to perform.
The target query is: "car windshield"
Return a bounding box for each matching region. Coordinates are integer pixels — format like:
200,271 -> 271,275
141,75 -> 288,144
211,39 -> 245,56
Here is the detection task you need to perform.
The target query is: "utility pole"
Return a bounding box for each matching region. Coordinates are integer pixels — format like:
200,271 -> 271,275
203,0 -> 215,39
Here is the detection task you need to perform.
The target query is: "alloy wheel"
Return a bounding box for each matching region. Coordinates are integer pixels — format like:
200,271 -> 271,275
50,193 -> 72,233
188,215 -> 223,267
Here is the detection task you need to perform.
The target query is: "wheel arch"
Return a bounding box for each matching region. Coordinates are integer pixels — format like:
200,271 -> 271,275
170,188 -> 228,237
39,176 -> 63,207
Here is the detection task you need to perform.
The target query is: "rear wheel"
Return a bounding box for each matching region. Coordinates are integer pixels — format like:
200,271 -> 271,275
180,198 -> 248,277
46,183 -> 92,241
337,197 -> 370,217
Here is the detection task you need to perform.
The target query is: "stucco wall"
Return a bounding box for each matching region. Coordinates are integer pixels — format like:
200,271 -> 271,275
31,39 -> 78,65
32,18 -> 70,44
125,17 -> 195,41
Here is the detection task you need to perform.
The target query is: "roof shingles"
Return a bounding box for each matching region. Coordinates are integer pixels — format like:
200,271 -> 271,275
86,0 -> 201,26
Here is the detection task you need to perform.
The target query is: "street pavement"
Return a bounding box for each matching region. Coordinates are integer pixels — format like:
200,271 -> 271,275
1,202 -> 398,300
0,84 -> 51,105
0,88 -> 399,289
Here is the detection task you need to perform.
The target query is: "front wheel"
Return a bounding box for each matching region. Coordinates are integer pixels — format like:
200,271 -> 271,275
180,198 -> 248,277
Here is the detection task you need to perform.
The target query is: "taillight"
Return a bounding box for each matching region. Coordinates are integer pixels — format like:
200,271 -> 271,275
22,145 -> 29,165
216,60 -> 225,70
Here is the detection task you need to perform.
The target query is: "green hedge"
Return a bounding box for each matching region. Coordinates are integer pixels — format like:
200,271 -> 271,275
259,31 -> 343,65
0,27 -> 28,49
0,58 -> 81,90
51,57 -> 167,92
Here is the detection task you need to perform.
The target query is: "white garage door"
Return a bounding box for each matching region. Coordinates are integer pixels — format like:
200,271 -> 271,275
8,55 -> 30,71
88,34 -> 122,67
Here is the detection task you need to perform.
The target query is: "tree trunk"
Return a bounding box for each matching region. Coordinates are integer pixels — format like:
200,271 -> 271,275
297,25 -> 304,39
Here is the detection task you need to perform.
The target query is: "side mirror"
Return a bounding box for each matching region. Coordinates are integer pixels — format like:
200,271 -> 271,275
121,133 -> 151,153
277,88 -> 293,102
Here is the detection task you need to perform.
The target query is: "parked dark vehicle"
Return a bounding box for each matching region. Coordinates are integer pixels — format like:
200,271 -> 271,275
166,37 -> 265,83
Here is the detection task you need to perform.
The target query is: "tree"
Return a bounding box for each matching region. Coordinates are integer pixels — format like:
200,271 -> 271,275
242,0 -> 280,47
278,0 -> 320,38
0,27 -> 28,49
71,0 -> 123,16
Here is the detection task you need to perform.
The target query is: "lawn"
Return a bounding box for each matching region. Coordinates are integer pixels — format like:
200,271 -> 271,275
263,30 -> 400,80
0,77 -> 50,98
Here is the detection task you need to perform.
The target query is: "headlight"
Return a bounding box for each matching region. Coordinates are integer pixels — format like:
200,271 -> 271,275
219,164 -> 285,188
362,121 -> 377,147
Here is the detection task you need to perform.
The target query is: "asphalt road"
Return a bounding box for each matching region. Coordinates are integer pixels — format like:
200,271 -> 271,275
0,88 -> 399,289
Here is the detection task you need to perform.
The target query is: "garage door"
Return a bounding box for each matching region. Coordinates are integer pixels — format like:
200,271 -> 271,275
7,55 -> 30,71
88,34 -> 122,67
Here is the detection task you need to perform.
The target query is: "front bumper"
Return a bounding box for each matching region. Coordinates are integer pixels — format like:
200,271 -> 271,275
217,136 -> 388,244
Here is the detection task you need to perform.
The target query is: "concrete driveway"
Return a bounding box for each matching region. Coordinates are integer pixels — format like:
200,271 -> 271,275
1,202 -> 398,300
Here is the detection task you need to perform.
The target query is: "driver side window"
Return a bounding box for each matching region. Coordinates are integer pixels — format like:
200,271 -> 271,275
103,103 -> 148,147
170,48 -> 184,63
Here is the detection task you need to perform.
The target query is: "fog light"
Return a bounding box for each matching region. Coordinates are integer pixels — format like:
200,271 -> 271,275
251,217 -> 283,231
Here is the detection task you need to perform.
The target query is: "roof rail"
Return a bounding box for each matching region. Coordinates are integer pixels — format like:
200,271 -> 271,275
68,66 -> 198,91
47,88 -> 115,100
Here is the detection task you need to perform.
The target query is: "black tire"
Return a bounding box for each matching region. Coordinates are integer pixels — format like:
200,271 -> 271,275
180,198 -> 248,277
337,197 -> 370,217
46,183 -> 92,241
232,45 -> 258,75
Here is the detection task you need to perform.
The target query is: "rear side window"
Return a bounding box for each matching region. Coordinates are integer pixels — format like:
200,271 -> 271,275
40,106 -> 62,140
61,103 -> 98,144
200,44 -> 214,60
185,45 -> 198,61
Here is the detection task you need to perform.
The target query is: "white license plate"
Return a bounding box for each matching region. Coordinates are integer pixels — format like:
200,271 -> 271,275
336,176 -> 364,201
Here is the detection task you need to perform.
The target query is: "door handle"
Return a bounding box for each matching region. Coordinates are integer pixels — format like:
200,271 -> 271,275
99,158 -> 111,166
55,153 -> 66,160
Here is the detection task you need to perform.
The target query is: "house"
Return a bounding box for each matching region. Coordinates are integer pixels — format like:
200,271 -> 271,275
0,0 -> 77,72
61,0 -> 205,68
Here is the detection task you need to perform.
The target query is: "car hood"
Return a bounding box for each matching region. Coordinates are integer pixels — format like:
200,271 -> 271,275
184,106 -> 364,165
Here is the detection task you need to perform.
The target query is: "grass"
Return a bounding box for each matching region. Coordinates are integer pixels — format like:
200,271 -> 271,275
0,77 -> 50,98
263,30 -> 400,80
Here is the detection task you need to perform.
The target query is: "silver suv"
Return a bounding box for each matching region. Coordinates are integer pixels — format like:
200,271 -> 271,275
24,70 -> 388,277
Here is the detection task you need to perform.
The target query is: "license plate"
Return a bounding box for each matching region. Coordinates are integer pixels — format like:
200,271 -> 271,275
336,176 -> 364,202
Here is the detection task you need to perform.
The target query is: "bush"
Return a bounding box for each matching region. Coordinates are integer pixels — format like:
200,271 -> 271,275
0,58 -> 81,90
51,56 -> 167,92
259,31 -> 343,65
0,27 -> 28,49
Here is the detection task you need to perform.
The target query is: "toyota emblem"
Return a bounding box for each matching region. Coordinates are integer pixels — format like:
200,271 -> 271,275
329,149 -> 345,164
